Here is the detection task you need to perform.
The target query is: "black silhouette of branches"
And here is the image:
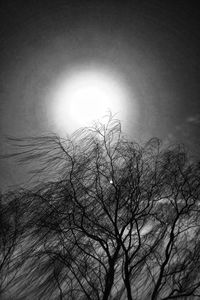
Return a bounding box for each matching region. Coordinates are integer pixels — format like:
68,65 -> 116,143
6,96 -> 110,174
0,115 -> 200,299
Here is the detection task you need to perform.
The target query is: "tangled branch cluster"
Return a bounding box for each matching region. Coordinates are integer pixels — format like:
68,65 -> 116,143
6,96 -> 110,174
1,116 -> 200,299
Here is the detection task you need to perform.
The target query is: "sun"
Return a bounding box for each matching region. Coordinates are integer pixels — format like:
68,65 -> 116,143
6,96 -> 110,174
49,67 -> 130,134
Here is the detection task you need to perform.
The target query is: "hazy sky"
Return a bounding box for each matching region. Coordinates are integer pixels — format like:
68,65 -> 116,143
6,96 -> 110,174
0,0 -> 200,190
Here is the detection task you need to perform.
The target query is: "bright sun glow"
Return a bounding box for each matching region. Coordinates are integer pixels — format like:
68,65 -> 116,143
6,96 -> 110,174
49,67 -> 131,134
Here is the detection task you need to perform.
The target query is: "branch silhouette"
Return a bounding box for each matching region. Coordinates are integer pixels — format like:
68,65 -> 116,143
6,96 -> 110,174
1,115 -> 200,299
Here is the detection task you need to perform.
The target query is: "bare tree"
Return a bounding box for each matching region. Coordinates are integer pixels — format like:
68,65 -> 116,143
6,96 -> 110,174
1,116 -> 200,299
0,191 -> 25,298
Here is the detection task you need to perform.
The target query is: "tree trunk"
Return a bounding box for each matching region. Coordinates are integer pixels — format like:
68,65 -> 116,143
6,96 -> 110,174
124,260 -> 133,300
102,263 -> 115,300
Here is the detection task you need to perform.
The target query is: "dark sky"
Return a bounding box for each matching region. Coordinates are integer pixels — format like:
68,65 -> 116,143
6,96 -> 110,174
0,0 -> 200,190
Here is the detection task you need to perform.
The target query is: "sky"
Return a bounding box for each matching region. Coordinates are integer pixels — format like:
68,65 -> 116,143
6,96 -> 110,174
0,0 -> 200,190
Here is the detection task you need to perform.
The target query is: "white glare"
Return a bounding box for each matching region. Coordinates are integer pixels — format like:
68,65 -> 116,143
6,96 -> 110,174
49,67 -> 130,134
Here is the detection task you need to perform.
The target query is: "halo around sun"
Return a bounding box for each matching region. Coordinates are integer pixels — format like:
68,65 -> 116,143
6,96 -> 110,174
48,66 -> 133,135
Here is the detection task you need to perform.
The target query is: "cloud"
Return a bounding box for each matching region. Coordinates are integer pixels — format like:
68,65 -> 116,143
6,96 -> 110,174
164,114 -> 200,158
186,114 -> 200,124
